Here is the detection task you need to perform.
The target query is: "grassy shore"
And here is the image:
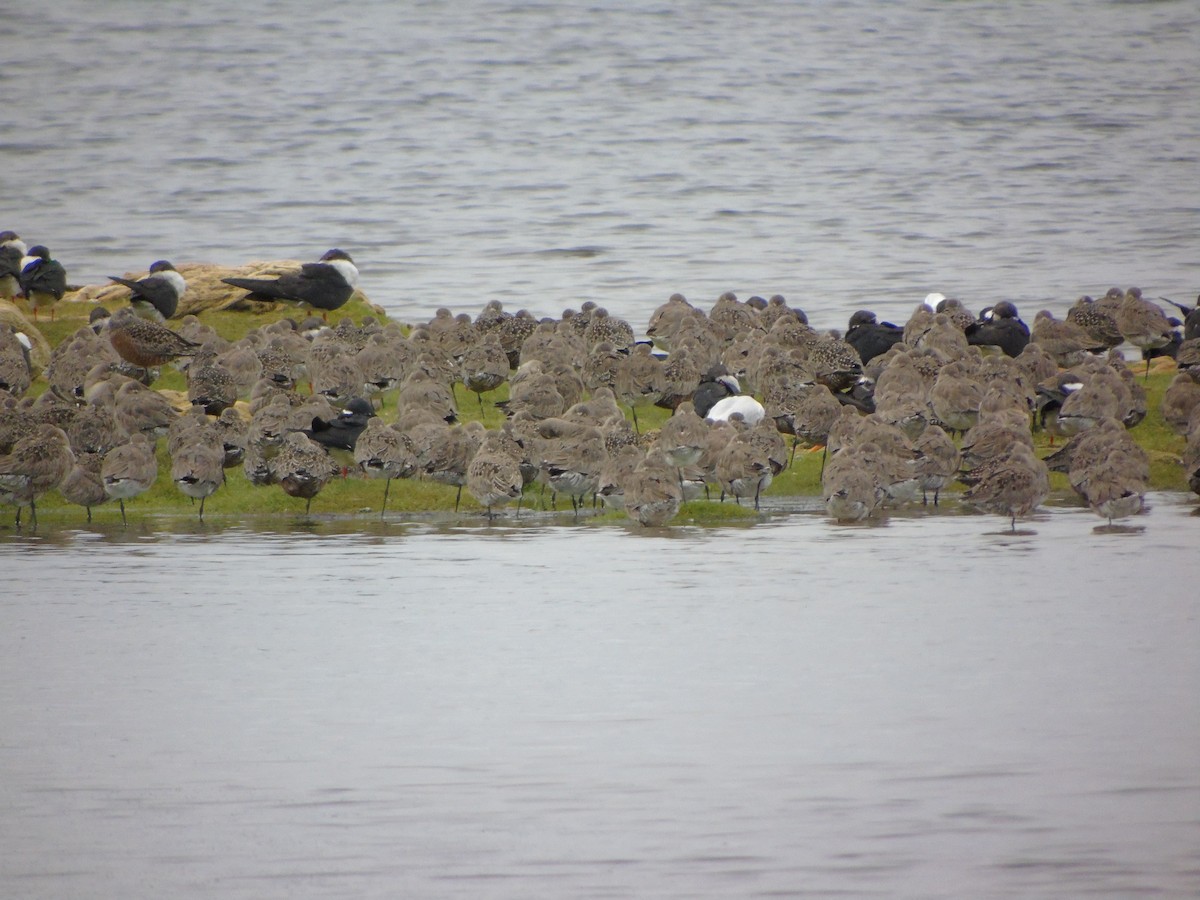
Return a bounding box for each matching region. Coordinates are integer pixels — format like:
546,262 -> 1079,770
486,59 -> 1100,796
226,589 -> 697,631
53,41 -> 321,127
8,295 -> 1193,527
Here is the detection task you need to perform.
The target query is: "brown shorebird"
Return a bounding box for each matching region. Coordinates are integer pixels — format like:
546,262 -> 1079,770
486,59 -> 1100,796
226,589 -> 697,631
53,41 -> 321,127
914,424 -> 960,505
0,423 -> 74,529
270,432 -> 338,515
624,447 -> 683,526
616,342 -> 665,432
106,307 -> 200,370
1161,370 -> 1200,435
597,443 -> 644,511
410,420 -> 486,511
170,429 -> 225,521
459,332 -> 510,413
821,443 -> 885,523
531,416 -> 606,515
101,432 -> 159,526
1067,296 -> 1123,350
1116,289 -> 1174,377
958,443 -> 1050,531
465,427 -> 524,519
1062,418 -> 1149,524
353,418 -> 418,517
59,450 -> 109,522
714,416 -> 782,510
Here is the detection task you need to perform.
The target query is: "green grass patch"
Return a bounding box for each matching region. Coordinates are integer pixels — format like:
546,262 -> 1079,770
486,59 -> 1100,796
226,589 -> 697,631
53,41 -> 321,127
13,298 -> 1195,525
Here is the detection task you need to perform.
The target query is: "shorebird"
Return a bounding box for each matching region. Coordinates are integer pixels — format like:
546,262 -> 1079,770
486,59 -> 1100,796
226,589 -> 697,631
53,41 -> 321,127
404,419 -> 481,510
59,450 -> 108,522
186,346 -> 238,415
101,432 -> 158,526
958,443 -> 1049,531
714,415 -> 781,509
807,335 -> 864,394
615,342 -> 665,432
655,346 -> 702,411
465,427 -> 525,518
459,332 -> 510,413
0,423 -> 74,529
114,379 -> 178,442
501,368 -> 566,421
914,424 -> 960,505
221,249 -> 358,318
1161,370 -> 1200,435
170,431 -> 225,521
1062,418 -> 1149,524
582,308 -> 636,352
353,417 -> 418,517
108,260 -> 187,321
821,444 -> 885,522
1116,290 -> 1175,378
106,307 -> 200,371
532,416 -> 606,515
354,333 -> 408,404
650,396 -> 705,462
1031,310 -> 1098,367
271,432 -> 338,515
1067,296 -> 1123,351
66,397 -> 127,456
17,245 -> 67,320
624,447 -> 683,526
929,362 -> 985,436
596,443 -> 643,511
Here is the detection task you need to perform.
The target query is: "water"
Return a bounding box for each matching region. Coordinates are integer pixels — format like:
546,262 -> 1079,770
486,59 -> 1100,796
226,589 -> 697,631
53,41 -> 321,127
3,496 -> 1199,897
4,0 -> 1198,332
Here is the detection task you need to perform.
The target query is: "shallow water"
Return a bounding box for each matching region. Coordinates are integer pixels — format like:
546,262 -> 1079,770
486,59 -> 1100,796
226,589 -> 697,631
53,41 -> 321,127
3,495 -> 1199,897
5,0 -> 1198,331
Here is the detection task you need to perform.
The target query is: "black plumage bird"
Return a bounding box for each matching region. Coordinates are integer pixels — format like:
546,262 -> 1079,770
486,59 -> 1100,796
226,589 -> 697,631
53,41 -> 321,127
18,245 -> 67,320
965,301 -> 1030,358
692,364 -> 741,418
109,260 -> 187,321
222,248 -> 358,318
300,397 -> 377,456
844,310 -> 905,364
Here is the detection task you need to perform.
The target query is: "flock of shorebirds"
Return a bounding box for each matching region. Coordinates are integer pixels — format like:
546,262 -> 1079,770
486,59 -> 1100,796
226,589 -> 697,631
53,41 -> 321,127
1,231 -> 1199,532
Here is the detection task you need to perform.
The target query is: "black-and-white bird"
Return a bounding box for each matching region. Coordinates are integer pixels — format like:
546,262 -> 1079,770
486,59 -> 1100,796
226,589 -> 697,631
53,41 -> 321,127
0,231 -> 27,300
18,245 -> 67,320
299,396 -> 377,457
966,301 -> 1030,358
109,260 -> 187,321
222,249 -> 358,318
844,309 -> 905,365
692,363 -> 742,418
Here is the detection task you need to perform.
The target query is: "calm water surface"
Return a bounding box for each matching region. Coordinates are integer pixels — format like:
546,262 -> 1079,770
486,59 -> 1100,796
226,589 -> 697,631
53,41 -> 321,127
4,0 -> 1198,331
3,496 -> 1199,897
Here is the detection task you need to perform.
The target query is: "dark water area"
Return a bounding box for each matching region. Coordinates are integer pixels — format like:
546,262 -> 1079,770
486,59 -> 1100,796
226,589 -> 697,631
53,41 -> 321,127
4,0 -> 1198,332
3,496 -> 1199,896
